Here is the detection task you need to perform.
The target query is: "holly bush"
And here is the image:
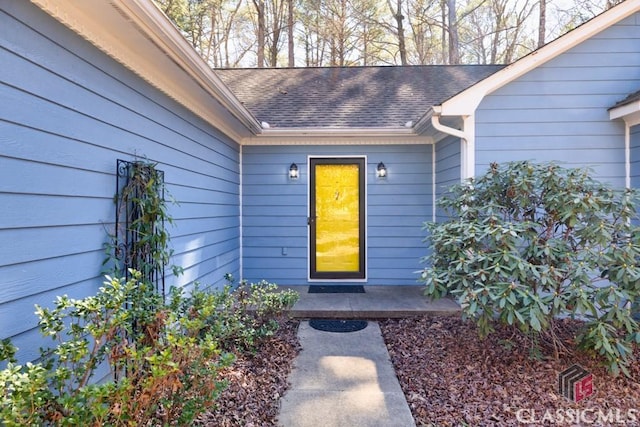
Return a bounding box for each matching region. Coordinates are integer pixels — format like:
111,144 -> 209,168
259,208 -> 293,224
420,161 -> 640,375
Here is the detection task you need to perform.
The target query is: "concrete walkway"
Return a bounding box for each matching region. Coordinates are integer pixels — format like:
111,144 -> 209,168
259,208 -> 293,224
277,321 -> 416,427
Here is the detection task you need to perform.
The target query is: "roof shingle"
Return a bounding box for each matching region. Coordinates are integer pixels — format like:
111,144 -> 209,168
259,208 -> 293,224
611,89 -> 640,109
215,65 -> 504,129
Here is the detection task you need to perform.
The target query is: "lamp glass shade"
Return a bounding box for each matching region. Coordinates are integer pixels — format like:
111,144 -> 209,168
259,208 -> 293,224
289,163 -> 299,179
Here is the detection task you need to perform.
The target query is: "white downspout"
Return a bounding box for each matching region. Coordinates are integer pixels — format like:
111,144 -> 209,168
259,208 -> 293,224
431,113 -> 466,140
625,122 -> 631,189
432,143 -> 436,222
431,107 -> 475,180
239,145 -> 244,279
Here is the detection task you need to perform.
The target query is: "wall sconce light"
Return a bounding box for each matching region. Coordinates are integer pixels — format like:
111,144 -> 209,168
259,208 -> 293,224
289,163 -> 299,179
376,162 -> 387,178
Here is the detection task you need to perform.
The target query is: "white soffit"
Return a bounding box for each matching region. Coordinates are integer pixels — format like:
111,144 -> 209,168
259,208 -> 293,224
610,100 -> 640,127
242,127 -> 434,145
31,0 -> 261,141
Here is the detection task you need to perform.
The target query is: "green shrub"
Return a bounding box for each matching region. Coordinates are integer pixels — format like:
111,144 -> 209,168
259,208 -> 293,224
420,161 -> 640,375
0,271 -> 231,426
170,274 -> 299,352
0,271 -> 298,425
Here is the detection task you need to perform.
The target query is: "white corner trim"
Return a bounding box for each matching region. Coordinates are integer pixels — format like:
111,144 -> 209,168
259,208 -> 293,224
30,0 -> 261,141
439,0 -> 640,116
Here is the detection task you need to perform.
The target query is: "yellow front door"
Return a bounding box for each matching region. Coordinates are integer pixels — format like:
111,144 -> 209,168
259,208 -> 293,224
310,158 -> 365,279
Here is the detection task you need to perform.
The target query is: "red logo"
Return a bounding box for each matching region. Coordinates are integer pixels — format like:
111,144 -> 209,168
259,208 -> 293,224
559,364 -> 594,402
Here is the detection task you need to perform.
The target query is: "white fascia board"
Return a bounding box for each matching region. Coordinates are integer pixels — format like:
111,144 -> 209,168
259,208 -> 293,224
610,101 -> 640,127
117,0 -> 262,132
413,108 -> 435,134
31,0 -> 261,141
439,0 -> 640,117
242,127 -> 434,145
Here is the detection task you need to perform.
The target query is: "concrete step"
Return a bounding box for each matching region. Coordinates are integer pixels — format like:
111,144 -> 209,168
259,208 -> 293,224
282,285 -> 460,319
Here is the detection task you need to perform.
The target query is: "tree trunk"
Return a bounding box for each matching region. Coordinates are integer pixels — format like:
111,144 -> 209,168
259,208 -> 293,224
288,0 -> 294,66
388,0 -> 407,65
440,0 -> 447,63
538,0 -> 546,48
490,1 -> 505,64
447,0 -> 459,64
253,0 -> 266,67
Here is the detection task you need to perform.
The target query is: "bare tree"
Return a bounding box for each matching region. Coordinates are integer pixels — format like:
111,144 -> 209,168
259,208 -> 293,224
538,0 -> 546,47
298,0 -> 328,66
447,0 -> 460,64
251,0 -> 266,67
498,0 -> 536,62
155,0 -> 248,68
403,0 -> 441,64
327,0 -> 352,65
463,0 -> 535,64
156,0 -> 620,68
440,0 -> 447,63
444,0 -> 491,64
266,0 -> 287,66
248,0 -> 289,67
287,0 -> 295,66
352,0 -> 390,65
221,2 -> 252,67
297,0 -> 375,66
387,0 -> 408,65
554,0 -> 624,39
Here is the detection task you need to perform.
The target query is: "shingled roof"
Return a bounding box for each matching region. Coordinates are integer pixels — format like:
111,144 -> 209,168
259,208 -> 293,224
611,89 -> 640,109
215,65 -> 504,129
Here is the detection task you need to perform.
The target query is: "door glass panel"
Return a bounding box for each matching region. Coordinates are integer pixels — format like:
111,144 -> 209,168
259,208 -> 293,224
315,164 -> 360,272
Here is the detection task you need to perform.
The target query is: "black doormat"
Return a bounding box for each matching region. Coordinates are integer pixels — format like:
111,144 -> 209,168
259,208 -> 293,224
308,285 -> 365,294
309,319 -> 368,333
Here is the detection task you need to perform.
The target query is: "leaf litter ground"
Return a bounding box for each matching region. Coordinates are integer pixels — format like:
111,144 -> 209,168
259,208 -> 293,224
380,316 -> 640,426
196,316 -> 638,426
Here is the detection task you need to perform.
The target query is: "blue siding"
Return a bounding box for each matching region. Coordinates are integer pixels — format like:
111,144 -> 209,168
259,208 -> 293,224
0,2 -> 240,364
434,135 -> 461,221
242,144 -> 432,285
475,12 -> 640,186
632,125 -> 640,190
